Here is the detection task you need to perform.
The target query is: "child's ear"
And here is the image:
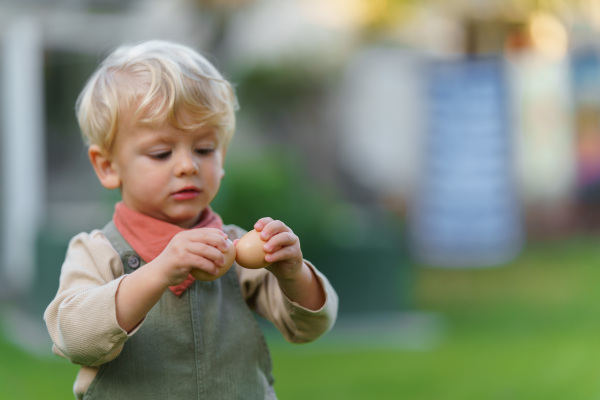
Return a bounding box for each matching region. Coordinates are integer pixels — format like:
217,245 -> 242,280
88,145 -> 121,189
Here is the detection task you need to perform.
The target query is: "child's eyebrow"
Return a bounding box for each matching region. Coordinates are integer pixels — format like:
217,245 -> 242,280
135,130 -> 170,146
142,128 -> 219,145
187,127 -> 220,142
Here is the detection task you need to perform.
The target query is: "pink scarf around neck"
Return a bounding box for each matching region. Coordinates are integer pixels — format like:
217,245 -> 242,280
113,202 -> 224,296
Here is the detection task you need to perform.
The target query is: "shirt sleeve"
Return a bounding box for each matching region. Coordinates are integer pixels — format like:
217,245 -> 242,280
227,225 -> 339,343
43,230 -> 139,366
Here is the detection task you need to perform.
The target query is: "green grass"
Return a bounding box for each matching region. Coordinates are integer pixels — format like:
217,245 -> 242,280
269,236 -> 600,400
3,236 -> 600,399
0,324 -> 79,399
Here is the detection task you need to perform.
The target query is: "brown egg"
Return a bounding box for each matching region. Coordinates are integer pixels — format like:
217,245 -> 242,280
191,238 -> 236,281
235,229 -> 270,269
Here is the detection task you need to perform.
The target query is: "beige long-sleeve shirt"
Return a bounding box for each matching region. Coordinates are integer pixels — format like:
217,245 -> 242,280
44,225 -> 338,399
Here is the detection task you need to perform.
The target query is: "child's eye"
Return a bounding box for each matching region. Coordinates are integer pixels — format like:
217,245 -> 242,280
196,148 -> 215,156
149,151 -> 171,160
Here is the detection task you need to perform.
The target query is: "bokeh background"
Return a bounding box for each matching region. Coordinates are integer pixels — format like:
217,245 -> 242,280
2,0 -> 600,398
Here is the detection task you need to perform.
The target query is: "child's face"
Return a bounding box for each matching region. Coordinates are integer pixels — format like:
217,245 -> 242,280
108,109 -> 226,228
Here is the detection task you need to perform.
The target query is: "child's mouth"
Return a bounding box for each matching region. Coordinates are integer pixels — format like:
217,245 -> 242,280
172,188 -> 200,200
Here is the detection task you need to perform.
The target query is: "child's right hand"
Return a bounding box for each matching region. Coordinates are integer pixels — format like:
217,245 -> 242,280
152,228 -> 232,286
115,228 -> 232,332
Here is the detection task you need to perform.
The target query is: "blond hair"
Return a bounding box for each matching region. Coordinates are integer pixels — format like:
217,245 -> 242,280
76,40 -> 237,152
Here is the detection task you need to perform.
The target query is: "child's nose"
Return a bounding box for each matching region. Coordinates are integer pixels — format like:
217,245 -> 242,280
174,152 -> 199,176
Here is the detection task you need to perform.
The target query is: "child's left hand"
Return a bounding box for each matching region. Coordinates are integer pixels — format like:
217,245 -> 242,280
252,217 -> 304,280
236,217 -> 325,310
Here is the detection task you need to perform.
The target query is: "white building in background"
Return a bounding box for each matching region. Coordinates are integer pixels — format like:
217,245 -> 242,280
1,19 -> 45,293
335,47 -> 426,200
507,54 -> 576,206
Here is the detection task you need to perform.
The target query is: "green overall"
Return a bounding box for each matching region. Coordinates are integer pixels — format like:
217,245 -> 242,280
83,221 -> 277,400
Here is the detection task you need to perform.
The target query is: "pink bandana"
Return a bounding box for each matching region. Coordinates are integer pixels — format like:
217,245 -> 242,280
113,202 -> 224,296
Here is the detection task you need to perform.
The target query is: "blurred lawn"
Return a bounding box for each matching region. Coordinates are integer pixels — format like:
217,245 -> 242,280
0,321 -> 79,399
2,236 -> 600,399
271,236 -> 600,400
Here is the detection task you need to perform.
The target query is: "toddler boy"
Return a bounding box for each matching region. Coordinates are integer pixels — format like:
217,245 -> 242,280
44,40 -> 338,400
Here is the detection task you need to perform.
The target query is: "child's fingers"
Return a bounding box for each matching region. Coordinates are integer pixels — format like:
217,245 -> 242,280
179,228 -> 230,252
256,219 -> 291,241
190,259 -> 220,276
189,227 -> 228,240
254,217 -> 274,232
187,243 -> 224,263
265,244 -> 302,264
264,231 -> 298,253
169,230 -> 230,267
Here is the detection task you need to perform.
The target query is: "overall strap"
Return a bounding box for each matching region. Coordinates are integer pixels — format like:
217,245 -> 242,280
102,221 -> 145,271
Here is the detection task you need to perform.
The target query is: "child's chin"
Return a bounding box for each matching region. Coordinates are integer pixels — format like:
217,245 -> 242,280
170,212 -> 204,228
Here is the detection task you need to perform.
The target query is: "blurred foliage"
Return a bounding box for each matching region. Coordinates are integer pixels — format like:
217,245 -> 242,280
212,144 -> 405,250
44,51 -> 98,138
212,145 -> 346,252
211,145 -> 411,313
221,50 -> 410,312
231,62 -> 328,118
